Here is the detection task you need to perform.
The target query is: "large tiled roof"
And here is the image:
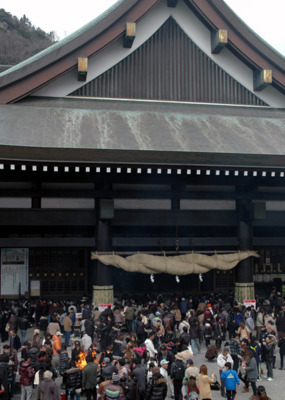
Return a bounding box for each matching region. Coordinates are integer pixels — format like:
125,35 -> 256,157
0,97 -> 284,166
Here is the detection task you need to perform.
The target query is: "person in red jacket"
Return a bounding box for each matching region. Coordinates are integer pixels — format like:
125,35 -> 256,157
19,354 -> 35,400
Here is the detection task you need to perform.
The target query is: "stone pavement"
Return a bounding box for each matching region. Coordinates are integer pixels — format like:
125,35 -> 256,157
166,345 -> 285,400
2,327 -> 284,399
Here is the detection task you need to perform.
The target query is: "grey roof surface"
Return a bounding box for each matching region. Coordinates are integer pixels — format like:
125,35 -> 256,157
0,97 -> 284,167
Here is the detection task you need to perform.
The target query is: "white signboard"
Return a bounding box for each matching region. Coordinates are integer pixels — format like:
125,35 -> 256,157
1,249 -> 29,295
244,299 -> 256,310
30,280 -> 40,297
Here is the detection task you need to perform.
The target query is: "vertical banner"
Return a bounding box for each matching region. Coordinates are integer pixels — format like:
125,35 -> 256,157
1,248 -> 29,296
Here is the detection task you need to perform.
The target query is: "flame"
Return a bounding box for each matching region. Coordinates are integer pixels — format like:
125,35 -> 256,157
75,351 -> 87,370
75,349 -> 97,370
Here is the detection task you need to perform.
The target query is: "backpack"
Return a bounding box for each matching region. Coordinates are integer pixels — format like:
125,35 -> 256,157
173,361 -> 185,381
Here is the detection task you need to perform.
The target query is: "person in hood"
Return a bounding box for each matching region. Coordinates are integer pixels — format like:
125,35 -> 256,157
145,366 -> 167,400
19,354 -> 35,400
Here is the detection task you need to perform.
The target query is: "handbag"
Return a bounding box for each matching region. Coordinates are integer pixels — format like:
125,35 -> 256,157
210,374 -> 221,391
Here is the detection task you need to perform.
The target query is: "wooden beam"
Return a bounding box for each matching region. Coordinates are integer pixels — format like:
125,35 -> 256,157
254,69 -> 272,91
211,29 -> 228,54
167,0 -> 179,7
0,238 -> 95,247
78,57 -> 88,81
123,22 -> 136,48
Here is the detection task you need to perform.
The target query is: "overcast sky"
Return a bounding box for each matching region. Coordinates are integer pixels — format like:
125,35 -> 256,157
0,0 -> 284,55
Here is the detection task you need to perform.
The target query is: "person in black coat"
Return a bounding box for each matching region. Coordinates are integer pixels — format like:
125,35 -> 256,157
9,330 -> 21,351
84,318 -> 95,342
157,345 -> 175,371
278,332 -> 285,370
131,358 -> 147,400
145,366 -> 167,400
0,354 -> 9,400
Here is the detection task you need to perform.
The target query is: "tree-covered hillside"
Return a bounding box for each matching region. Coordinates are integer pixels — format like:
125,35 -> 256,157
0,9 -> 56,65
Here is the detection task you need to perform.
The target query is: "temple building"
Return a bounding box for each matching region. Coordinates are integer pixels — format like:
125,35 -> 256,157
0,0 -> 284,303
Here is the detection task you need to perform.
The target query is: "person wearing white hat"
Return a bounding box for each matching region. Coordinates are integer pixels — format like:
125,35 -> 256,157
160,359 -> 173,398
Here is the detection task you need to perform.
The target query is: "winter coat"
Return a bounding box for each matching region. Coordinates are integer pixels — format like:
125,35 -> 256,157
157,350 -> 175,370
8,315 -> 18,332
8,349 -> 18,373
204,309 -> 213,321
59,351 -> 70,374
189,324 -> 201,340
64,367 -> 82,390
82,334 -> 92,351
125,307 -> 135,321
113,309 -> 123,324
0,362 -> 9,400
40,378 -> 59,400
47,322 -> 60,337
131,363 -> 146,391
113,339 -> 124,357
84,319 -> 94,337
39,317 -> 49,332
178,320 -> 190,334
19,361 -> 35,386
136,320 -> 146,335
278,338 -> 285,355
263,342 -> 275,362
180,332 -> 191,346
203,324 -> 213,340
29,347 -> 40,370
63,316 -> 72,332
217,353 -> 233,371
145,373 -> 167,400
213,323 -> 222,340
162,315 -> 174,332
221,369 -> 240,390
245,357 -> 258,382
9,334 -> 21,351
82,362 -> 97,390
18,316 -> 30,331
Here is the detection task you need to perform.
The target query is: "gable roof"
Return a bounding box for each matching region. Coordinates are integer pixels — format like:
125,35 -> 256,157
0,97 -> 284,167
70,17 -> 267,105
0,0 -> 284,104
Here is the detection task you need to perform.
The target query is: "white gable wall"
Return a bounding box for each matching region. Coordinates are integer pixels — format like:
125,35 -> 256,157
33,0 -> 284,108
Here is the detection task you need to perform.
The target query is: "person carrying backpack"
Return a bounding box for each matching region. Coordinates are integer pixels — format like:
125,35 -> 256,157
170,353 -> 186,400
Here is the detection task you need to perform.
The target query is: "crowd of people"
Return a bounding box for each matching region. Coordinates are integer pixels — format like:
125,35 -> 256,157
0,288 -> 284,400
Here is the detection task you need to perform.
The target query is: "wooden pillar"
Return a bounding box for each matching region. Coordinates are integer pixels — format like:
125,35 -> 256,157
92,197 -> 114,306
235,198 -> 255,302
31,181 -> 41,208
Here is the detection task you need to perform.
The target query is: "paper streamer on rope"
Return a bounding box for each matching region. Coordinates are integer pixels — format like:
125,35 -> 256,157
91,251 -> 259,275
150,274 -> 154,283
199,274 -> 203,282
176,275 -> 180,283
